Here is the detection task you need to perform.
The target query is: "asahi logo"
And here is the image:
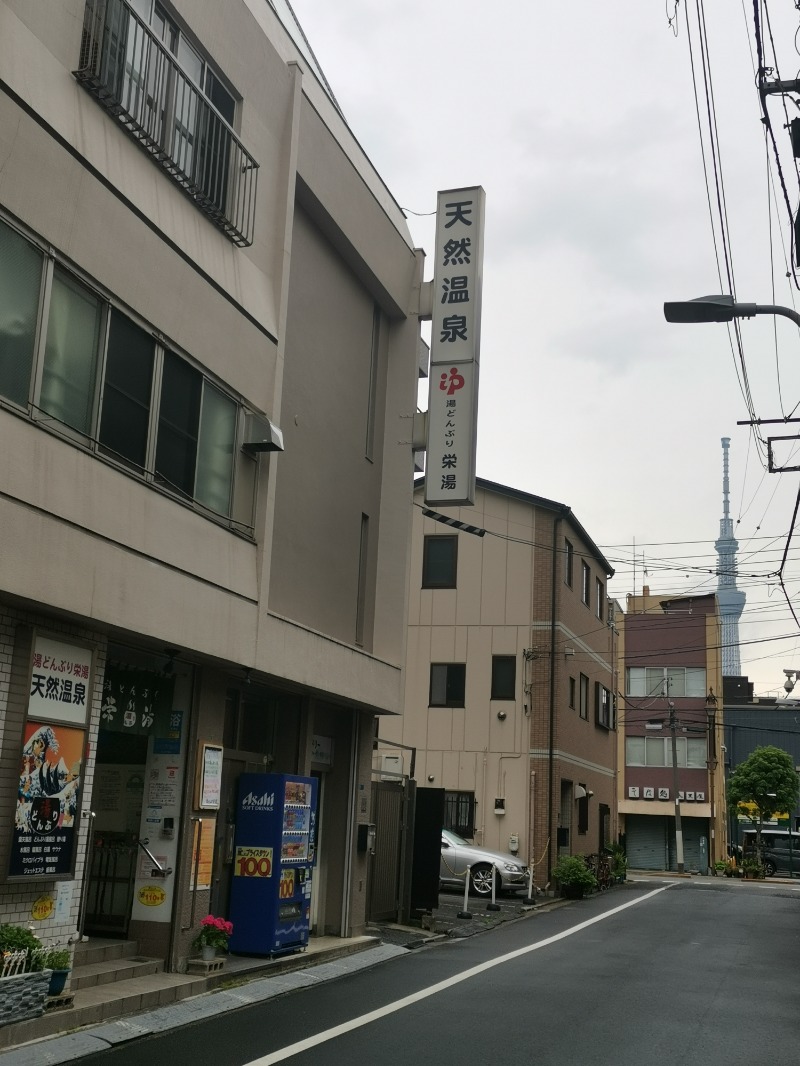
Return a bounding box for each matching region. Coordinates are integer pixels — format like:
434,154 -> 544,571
242,790 -> 274,811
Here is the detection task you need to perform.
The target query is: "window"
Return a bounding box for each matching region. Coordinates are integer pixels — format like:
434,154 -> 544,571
0,215 -> 243,521
444,791 -> 475,838
581,561 -> 590,606
577,786 -> 589,835
76,0 -> 258,246
569,676 -> 576,709
596,579 -> 604,620
99,311 -> 155,469
355,514 -> 369,646
422,535 -> 458,588
595,682 -> 613,729
40,269 -> 103,434
625,736 -> 708,767
579,674 -> 589,720
491,656 -> 516,700
430,663 -> 466,707
564,538 -> 574,587
0,220 -> 43,407
626,667 -> 707,698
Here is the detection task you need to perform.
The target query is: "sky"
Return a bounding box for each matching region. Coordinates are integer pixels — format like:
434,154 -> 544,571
292,1 -> 800,697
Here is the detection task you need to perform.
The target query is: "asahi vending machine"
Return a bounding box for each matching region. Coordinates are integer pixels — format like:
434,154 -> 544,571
228,773 -> 317,955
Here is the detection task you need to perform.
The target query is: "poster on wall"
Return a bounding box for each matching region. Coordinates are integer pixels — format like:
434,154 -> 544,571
9,720 -> 84,878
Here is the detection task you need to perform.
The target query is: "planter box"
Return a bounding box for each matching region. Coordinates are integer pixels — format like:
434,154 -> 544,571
0,970 -> 50,1027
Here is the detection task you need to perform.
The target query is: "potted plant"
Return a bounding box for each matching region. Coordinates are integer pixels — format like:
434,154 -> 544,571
192,914 -> 233,961
40,946 -> 72,996
0,924 -> 49,1026
608,843 -> 627,883
741,858 -> 763,880
552,855 -> 597,899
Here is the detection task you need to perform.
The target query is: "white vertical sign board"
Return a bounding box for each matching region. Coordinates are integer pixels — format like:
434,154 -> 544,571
425,186 -> 485,507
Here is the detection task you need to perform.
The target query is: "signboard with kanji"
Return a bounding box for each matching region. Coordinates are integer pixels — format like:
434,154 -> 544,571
28,635 -> 93,726
424,186 -> 485,507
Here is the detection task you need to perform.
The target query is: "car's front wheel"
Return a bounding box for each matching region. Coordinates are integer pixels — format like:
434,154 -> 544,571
763,859 -> 777,877
470,863 -> 497,897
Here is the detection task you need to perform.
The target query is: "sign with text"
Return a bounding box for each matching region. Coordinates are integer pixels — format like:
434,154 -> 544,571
425,186 -> 485,507
29,635 -> 93,726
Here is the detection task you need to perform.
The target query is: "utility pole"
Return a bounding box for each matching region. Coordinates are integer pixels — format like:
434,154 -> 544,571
669,700 -> 685,874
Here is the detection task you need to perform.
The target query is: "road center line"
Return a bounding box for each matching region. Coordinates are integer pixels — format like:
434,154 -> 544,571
248,883 -> 674,1065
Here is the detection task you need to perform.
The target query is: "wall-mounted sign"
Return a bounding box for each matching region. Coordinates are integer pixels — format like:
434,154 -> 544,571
29,635 -> 93,726
197,743 -> 223,810
190,817 -> 215,890
101,666 -> 174,737
311,734 -> 334,768
424,186 -> 485,507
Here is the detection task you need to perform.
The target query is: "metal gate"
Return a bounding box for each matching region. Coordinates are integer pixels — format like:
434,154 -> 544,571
367,780 -> 406,922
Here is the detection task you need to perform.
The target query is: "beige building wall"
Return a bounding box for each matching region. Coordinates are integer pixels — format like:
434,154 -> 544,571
385,481 -> 617,883
0,0 -> 422,958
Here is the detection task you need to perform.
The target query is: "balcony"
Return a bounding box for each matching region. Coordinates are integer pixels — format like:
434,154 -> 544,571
74,0 -> 258,247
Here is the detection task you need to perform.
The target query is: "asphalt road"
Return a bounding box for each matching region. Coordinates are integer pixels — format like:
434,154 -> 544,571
74,877 -> 800,1066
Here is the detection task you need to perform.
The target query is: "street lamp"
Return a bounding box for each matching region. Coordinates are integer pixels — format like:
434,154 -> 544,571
663,294 -> 800,330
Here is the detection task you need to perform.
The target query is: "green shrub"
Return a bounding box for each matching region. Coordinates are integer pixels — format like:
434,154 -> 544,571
552,855 -> 598,890
0,924 -> 40,955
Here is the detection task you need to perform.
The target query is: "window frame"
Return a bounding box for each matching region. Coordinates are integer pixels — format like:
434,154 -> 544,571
596,578 -> 604,621
0,212 -> 245,526
569,676 -> 576,709
625,666 -> 707,698
581,561 -> 591,607
564,538 -> 574,587
579,673 -> 589,720
422,534 -> 458,588
429,662 -> 467,708
491,655 -> 516,700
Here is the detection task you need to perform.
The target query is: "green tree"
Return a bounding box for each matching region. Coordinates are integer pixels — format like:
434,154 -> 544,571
728,746 -> 800,851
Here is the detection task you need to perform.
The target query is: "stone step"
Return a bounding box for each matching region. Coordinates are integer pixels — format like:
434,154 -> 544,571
70,954 -> 163,991
72,937 -> 143,967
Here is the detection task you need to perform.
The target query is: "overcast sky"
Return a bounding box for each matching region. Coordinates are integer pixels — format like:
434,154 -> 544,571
293,1 -> 800,697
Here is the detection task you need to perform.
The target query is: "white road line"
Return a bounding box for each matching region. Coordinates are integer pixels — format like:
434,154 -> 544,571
247,883 -> 674,1065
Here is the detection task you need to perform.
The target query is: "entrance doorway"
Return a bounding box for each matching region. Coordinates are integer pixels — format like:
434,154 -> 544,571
84,729 -> 147,937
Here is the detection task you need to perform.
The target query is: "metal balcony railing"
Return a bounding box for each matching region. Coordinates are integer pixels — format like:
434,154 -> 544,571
74,0 -> 258,246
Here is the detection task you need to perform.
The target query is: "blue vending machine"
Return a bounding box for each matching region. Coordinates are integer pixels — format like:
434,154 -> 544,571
228,773 -> 317,956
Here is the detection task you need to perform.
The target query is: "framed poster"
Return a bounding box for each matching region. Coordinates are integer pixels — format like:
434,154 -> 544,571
9,720 -> 84,878
197,743 -> 223,810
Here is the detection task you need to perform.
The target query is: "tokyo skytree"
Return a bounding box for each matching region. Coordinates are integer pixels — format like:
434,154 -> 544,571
715,437 -> 746,675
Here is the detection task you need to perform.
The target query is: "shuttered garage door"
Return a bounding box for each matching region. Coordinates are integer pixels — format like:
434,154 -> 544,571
627,816 -> 709,871
626,816 -> 670,870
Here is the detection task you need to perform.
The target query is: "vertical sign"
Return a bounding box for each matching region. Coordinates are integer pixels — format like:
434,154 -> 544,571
424,186 -> 485,507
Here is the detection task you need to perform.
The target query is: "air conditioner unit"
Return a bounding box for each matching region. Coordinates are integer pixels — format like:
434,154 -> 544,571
242,413 -> 284,452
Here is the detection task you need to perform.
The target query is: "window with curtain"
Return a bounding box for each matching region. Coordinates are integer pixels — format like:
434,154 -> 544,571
0,220 -> 42,407
40,269 -> 102,433
195,382 -> 236,513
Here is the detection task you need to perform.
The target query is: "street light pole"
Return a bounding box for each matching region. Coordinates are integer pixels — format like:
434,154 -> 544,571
668,701 -> 684,874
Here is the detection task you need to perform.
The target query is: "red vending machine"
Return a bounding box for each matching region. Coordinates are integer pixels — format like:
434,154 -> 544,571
228,773 -> 317,956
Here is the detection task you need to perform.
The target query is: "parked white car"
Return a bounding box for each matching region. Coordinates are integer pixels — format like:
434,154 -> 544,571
440,829 -> 528,896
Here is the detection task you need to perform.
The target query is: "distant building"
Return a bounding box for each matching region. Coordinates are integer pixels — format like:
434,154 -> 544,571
716,438 -> 746,675
723,676 -> 800,843
381,478 -> 617,888
617,591 -> 726,871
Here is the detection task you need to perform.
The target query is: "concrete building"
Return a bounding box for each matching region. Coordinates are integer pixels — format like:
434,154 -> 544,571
380,479 -> 617,888
617,591 -> 726,871
0,0 -> 424,969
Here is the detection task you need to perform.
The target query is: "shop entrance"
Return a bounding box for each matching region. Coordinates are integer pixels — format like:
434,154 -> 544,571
84,728 -> 147,937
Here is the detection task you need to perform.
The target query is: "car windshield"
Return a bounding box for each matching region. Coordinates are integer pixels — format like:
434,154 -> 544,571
442,829 -> 468,846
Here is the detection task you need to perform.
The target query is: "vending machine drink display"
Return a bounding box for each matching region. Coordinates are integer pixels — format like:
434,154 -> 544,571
228,773 -> 317,956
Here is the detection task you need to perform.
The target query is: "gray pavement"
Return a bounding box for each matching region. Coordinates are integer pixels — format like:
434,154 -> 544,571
0,888 -> 563,1064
